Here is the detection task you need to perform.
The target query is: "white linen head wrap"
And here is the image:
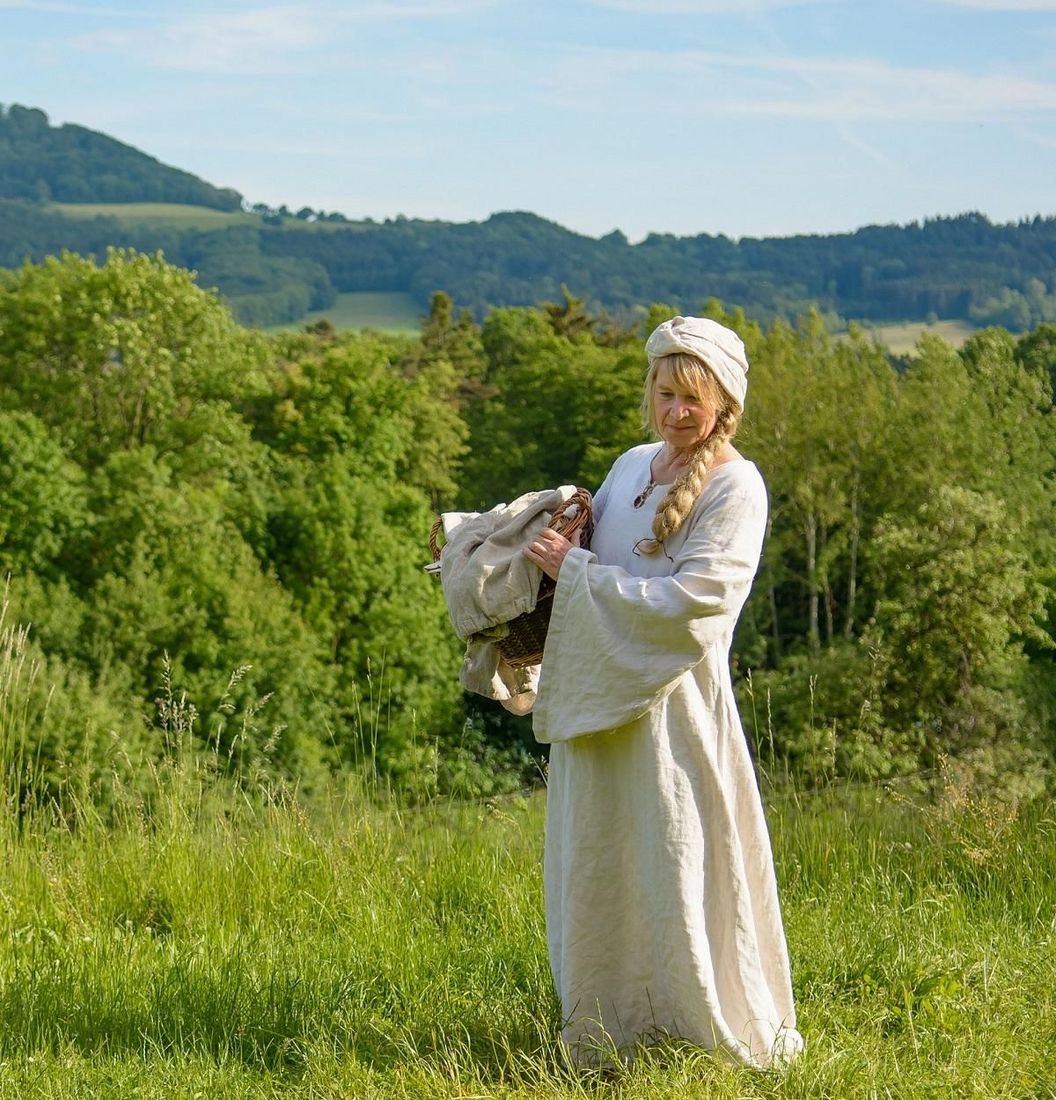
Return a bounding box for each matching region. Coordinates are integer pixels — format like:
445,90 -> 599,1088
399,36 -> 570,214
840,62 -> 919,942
645,316 -> 749,408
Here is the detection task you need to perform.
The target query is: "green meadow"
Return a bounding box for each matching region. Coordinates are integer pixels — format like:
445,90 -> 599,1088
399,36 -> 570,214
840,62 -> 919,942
50,202 -> 260,229
272,291 -> 423,335
854,319 -> 979,354
1,754 -> 1053,1099
48,203 -> 368,233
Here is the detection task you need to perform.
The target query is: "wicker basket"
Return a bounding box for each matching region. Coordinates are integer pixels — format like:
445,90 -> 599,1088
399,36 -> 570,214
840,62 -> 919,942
430,488 -> 593,669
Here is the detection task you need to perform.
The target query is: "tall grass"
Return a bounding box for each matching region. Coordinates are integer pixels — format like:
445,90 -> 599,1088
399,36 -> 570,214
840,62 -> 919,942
1,610 -> 1055,1097
2,777 -> 1054,1099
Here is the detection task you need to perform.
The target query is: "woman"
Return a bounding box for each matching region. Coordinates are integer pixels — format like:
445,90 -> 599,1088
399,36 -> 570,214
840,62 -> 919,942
521,315 -> 802,1068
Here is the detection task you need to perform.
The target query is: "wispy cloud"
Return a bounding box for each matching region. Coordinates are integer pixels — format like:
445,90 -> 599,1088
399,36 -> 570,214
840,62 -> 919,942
333,0 -> 494,13
730,55 -> 1056,121
551,45 -> 1056,123
727,54 -> 1056,120
934,0 -> 1056,10
1,0 -> 490,14
73,5 -> 329,75
0,0 -> 140,13
66,0 -> 496,74
1011,121 -> 1056,149
587,0 -> 822,11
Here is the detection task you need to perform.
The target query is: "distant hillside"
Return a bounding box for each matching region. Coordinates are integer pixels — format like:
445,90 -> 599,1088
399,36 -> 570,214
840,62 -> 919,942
2,106 -> 1056,331
261,208 -> 1056,331
0,104 -> 242,211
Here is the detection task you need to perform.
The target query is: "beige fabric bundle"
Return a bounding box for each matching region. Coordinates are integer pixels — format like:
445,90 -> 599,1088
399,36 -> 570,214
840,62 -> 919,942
436,485 -> 580,702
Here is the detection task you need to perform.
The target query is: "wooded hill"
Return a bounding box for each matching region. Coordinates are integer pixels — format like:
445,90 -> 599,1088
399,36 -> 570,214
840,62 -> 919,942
0,103 -> 242,209
2,103 -> 1056,330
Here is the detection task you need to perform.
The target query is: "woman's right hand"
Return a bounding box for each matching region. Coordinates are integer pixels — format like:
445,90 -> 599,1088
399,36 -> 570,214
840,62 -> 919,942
523,526 -> 581,582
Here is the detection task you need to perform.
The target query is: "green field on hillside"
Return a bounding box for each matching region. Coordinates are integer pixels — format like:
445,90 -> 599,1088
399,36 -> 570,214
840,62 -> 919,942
853,319 -> 978,353
273,291 -> 423,335
50,203 -> 372,233
51,202 -> 259,228
287,304 -> 980,347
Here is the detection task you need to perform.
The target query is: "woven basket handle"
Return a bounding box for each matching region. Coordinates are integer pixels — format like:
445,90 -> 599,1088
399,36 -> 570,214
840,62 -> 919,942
548,488 -> 593,547
429,487 -> 593,567
429,517 -> 444,562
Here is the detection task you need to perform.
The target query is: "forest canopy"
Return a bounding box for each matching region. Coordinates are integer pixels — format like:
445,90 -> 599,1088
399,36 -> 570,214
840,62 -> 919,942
1,251 -> 1054,808
3,200 -> 1056,331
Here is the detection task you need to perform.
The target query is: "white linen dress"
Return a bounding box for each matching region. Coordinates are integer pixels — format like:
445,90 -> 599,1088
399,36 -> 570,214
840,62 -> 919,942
532,443 -> 802,1068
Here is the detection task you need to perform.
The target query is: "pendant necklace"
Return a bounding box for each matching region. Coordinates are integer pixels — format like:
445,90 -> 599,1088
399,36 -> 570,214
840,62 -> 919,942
633,448 -> 664,508
632,479 -> 656,509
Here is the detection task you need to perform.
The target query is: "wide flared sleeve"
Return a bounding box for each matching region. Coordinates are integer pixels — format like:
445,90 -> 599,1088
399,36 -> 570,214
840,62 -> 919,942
532,466 -> 767,743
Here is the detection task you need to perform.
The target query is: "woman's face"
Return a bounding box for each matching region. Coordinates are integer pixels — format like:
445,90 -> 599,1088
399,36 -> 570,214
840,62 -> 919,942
652,359 -> 717,450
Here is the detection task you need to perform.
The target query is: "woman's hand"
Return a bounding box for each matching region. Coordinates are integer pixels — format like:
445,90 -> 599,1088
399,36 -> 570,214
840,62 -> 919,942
524,526 -> 580,582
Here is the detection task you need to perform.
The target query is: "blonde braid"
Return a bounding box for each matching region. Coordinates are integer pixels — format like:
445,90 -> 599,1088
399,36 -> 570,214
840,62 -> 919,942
647,409 -> 737,550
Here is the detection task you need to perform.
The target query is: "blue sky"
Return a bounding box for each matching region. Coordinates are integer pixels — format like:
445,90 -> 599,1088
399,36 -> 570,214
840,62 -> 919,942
2,0 -> 1055,240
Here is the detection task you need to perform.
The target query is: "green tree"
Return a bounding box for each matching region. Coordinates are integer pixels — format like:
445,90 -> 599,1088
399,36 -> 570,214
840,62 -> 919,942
866,486 -> 1049,762
266,455 -> 461,767
744,311 -> 897,657
248,330 -> 466,771
542,284 -> 597,340
460,308 -> 645,508
1015,323 -> 1056,398
0,410 -> 88,578
0,249 -> 269,465
80,448 -> 333,784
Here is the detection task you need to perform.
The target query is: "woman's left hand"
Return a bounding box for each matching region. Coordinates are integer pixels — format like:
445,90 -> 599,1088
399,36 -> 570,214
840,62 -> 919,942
524,526 -> 580,582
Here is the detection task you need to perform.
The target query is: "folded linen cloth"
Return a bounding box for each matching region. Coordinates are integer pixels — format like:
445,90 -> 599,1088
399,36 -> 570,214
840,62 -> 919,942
433,485 -> 581,701
461,641 -> 540,707
438,485 -> 581,638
